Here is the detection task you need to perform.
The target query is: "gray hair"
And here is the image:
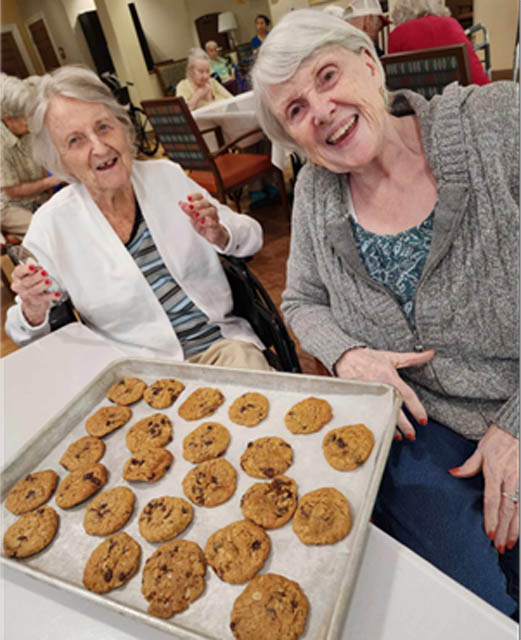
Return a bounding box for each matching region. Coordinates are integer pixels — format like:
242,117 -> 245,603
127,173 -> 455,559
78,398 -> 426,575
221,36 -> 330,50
391,0 -> 450,26
204,40 -> 218,52
252,9 -> 387,153
26,65 -> 134,183
186,47 -> 210,73
1,73 -> 32,118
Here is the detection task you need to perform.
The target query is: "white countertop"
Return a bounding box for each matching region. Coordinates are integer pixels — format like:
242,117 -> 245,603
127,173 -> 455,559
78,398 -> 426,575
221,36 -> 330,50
1,324 -> 517,639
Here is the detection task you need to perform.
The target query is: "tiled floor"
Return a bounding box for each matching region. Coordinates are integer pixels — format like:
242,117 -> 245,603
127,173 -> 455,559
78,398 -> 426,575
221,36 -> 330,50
1,196 -> 323,374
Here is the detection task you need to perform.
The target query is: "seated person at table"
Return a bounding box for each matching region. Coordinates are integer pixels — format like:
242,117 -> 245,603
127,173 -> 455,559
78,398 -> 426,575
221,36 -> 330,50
1,73 -> 63,243
252,9 -> 519,615
6,66 -> 271,372
251,14 -> 271,55
176,48 -> 232,110
205,41 -> 235,84
388,0 -> 491,86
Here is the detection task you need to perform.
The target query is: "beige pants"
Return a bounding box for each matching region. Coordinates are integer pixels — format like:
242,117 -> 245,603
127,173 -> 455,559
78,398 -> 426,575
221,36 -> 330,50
0,204 -> 32,243
187,338 -> 273,371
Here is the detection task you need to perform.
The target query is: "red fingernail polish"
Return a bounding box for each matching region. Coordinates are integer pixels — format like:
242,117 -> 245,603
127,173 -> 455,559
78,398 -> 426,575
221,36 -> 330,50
189,204 -> 194,209
449,467 -> 460,473
507,540 -> 516,550
28,264 -> 35,271
394,433 -> 402,441
406,433 -> 415,441
54,291 -> 61,298
40,270 -> 47,276
187,195 -> 192,201
419,417 -> 427,426
194,212 -> 199,218
498,545 -> 505,554
487,530 -> 495,540
200,219 -> 205,225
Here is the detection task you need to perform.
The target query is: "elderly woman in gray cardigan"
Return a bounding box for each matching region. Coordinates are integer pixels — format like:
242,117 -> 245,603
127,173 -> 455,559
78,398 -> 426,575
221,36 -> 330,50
252,9 -> 519,615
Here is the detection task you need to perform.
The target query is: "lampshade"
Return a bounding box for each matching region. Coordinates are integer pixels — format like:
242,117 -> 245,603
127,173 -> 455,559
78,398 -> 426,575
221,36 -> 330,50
218,11 -> 238,33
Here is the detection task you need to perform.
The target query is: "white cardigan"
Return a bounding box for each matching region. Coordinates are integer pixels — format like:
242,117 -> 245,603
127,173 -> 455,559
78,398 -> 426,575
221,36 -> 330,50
6,159 -> 264,359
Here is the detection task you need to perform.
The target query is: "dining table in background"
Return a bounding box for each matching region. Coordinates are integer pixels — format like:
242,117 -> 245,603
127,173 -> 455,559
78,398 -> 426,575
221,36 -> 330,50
1,323 -> 518,640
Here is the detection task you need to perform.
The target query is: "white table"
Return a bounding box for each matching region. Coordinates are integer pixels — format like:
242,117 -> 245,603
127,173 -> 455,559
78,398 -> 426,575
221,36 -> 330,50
192,90 -> 289,171
1,324 -> 518,640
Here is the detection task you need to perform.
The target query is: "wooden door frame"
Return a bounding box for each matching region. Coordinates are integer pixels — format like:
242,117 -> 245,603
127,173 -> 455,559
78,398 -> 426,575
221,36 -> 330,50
1,23 -> 36,75
25,11 -> 60,72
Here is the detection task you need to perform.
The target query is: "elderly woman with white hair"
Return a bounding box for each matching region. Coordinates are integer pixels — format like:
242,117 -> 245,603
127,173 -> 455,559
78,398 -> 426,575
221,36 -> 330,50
6,65 -> 272,371
252,9 -> 519,615
176,47 -> 232,110
388,0 -> 490,85
0,73 -> 63,242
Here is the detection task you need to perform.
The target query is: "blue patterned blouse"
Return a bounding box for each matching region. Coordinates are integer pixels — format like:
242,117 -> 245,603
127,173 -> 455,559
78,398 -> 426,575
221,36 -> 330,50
349,211 -> 434,328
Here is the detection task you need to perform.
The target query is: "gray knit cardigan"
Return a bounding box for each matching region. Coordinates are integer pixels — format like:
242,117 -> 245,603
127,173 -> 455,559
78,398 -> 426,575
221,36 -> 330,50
282,81 -> 519,440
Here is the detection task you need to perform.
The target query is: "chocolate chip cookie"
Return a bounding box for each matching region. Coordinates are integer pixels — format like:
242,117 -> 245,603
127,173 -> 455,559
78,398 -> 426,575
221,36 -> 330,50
141,539 -> 206,618
122,448 -> 173,483
83,531 -> 141,594
228,392 -> 269,427
85,405 -> 132,437
240,437 -> 293,479
292,487 -> 351,545
3,506 -> 59,559
322,424 -> 375,471
125,413 -> 172,453
106,377 -> 147,405
55,463 -> 108,509
5,470 -> 59,515
59,436 -> 105,471
205,519 -> 270,584
240,476 -> 298,529
178,387 -> 224,421
182,458 -> 237,507
143,378 -> 185,409
230,573 -> 309,640
284,396 -> 332,434
83,486 -> 135,536
138,496 -> 193,542
182,422 -> 230,463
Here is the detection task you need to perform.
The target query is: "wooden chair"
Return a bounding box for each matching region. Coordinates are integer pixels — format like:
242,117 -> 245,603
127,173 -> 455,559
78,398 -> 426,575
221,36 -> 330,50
153,59 -> 187,96
141,96 -> 290,218
381,43 -> 472,98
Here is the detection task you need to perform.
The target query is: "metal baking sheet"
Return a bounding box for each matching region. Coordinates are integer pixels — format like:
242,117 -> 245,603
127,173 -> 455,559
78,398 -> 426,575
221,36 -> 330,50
1,358 -> 401,640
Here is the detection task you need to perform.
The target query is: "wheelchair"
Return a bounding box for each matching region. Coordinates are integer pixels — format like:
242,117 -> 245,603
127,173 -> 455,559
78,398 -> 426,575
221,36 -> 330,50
45,255 -> 301,374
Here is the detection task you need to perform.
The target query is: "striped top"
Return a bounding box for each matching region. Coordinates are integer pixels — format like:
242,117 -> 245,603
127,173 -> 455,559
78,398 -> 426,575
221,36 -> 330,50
125,202 -> 223,357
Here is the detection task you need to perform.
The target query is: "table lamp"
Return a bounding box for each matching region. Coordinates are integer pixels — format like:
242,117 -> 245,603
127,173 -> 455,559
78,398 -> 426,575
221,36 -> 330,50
218,11 -> 238,50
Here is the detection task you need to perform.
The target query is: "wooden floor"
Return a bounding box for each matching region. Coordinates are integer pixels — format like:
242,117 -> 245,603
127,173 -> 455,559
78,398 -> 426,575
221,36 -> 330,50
1,197 -> 322,374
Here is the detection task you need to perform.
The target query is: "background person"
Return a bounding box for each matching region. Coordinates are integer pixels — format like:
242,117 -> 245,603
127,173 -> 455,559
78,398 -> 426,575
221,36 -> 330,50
0,73 -> 63,243
388,0 -> 491,85
344,0 -> 391,56
176,48 -> 232,110
252,9 -> 519,616
6,66 -> 271,372
251,14 -> 271,55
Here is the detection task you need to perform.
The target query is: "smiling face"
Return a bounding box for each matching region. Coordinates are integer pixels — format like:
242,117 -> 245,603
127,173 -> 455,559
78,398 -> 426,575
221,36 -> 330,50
190,59 -> 212,87
45,95 -> 133,201
267,46 -> 387,174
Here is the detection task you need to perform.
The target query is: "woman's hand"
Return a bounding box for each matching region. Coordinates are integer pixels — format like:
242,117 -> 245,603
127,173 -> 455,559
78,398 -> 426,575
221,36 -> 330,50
334,346 -> 435,440
191,83 -> 213,107
10,263 -> 57,326
178,194 -> 230,250
450,425 -> 519,552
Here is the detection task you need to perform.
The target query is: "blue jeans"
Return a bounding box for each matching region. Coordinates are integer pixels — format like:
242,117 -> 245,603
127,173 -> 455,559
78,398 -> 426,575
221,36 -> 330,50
372,417 -> 519,617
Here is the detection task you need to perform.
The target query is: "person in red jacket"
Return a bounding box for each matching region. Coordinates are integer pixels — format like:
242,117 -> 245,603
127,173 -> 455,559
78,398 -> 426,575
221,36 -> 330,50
388,0 -> 491,86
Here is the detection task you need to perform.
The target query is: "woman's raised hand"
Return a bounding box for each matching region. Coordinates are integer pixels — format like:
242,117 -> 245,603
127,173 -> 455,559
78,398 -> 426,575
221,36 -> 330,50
179,193 -> 230,250
10,263 -> 59,326
450,425 -> 519,552
334,346 -> 435,440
